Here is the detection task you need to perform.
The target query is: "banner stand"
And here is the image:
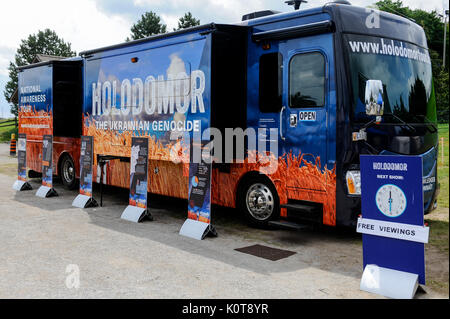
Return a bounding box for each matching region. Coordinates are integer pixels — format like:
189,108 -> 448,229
121,206 -> 153,223
13,133 -> 32,191
72,136 -> 98,209
36,185 -> 58,198
179,140 -> 217,240
360,264 -> 419,299
179,219 -> 217,240
13,180 -> 32,191
72,194 -> 98,208
36,135 -> 57,199
120,137 -> 153,223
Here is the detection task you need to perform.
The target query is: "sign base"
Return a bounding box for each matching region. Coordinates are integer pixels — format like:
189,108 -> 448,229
12,180 -> 32,191
120,205 -> 153,223
179,219 -> 217,240
72,194 -> 98,208
360,264 -> 419,299
35,185 -> 58,198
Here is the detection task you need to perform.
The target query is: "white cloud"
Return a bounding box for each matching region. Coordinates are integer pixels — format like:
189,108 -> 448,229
0,0 -> 447,118
0,0 -> 132,116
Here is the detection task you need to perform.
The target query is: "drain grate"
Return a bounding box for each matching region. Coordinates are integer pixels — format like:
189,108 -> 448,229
234,244 -> 296,261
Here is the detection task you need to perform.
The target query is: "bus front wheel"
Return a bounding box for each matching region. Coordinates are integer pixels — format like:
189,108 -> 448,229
237,175 -> 280,228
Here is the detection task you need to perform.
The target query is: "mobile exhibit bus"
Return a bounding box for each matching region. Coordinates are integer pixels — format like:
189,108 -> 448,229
16,2 -> 439,230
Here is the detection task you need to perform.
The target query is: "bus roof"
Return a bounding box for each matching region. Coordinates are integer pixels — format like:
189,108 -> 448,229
79,2 -> 428,57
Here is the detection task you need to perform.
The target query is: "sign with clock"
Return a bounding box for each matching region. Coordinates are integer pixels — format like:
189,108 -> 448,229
359,155 -> 428,286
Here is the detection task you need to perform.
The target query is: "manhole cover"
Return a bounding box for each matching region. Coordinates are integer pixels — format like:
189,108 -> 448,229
234,244 -> 296,261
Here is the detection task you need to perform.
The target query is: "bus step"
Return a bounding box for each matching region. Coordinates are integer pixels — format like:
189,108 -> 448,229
268,220 -> 309,231
281,203 -> 319,214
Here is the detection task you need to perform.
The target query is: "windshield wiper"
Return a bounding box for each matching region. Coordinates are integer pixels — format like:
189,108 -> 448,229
412,115 -> 438,133
382,113 -> 416,133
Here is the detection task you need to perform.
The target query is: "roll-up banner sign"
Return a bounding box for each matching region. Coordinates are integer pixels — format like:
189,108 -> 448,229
12,133 -> 32,191
179,140 -> 217,240
36,134 -> 58,198
120,137 -> 153,223
72,136 -> 98,208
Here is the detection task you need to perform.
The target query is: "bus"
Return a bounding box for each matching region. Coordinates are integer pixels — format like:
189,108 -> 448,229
17,1 -> 439,229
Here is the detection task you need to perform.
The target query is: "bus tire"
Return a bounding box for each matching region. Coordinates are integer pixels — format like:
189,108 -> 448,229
60,154 -> 77,190
237,175 -> 280,228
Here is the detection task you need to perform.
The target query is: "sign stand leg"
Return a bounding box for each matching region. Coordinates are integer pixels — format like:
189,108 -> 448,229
72,194 -> 98,208
179,219 -> 218,240
360,264 -> 419,299
12,180 -> 32,191
121,206 -> 153,223
35,185 -> 58,198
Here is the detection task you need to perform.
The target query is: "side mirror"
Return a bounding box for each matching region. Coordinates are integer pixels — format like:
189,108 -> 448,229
365,80 -> 384,116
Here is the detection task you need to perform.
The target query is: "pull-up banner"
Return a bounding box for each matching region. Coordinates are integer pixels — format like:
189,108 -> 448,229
121,137 -> 152,222
12,133 -> 32,191
72,136 -> 97,208
188,141 -> 212,223
36,135 -> 57,198
179,140 -> 217,240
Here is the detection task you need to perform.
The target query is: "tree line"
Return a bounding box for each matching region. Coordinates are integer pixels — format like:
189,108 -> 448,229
374,0 -> 449,123
3,4 -> 449,122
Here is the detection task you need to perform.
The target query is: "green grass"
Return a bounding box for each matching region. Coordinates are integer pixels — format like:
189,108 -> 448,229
0,119 -> 17,142
437,124 -> 449,208
427,219 -> 449,254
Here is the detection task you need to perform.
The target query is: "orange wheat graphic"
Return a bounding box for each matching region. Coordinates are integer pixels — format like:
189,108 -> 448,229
84,115 -> 336,225
211,150 -> 336,226
84,115 -> 189,198
18,105 -> 53,137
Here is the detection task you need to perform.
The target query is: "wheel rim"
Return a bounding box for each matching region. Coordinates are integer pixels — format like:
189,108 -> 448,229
245,183 -> 274,221
63,158 -> 75,184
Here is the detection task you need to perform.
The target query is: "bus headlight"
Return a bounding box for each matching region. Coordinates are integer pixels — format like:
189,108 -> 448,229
346,170 -> 361,195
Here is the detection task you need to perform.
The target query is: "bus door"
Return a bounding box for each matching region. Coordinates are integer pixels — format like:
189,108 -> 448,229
279,33 -> 334,192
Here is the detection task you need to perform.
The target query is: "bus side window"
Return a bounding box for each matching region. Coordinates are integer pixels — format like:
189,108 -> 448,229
289,52 -> 325,108
259,52 -> 283,113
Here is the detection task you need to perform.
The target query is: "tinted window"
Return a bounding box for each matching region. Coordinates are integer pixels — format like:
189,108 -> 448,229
259,52 -> 283,113
289,52 -> 325,108
345,34 -> 435,124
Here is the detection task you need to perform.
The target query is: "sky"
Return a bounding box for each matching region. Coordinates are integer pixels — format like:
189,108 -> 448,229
0,0 -> 448,118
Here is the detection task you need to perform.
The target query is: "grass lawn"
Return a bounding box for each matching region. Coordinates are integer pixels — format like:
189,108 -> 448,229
437,124 -> 449,208
0,119 -> 17,142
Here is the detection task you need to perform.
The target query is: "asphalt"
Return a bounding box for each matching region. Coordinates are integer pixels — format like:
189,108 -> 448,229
0,143 -> 446,299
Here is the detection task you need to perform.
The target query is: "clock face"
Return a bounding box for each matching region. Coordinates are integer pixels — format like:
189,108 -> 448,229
375,184 -> 407,218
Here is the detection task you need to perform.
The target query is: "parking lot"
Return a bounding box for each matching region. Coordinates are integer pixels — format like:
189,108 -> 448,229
0,143 -> 447,299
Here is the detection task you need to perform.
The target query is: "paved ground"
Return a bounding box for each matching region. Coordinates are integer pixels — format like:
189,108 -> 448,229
0,143 -> 447,299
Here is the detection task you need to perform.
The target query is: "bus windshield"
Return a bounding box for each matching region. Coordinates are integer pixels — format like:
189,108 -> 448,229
344,34 -> 436,124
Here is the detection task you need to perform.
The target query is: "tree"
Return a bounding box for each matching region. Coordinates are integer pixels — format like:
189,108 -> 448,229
435,68 -> 449,123
375,0 -> 449,123
3,29 -> 76,117
127,11 -> 167,41
375,0 -> 448,65
174,12 -> 200,31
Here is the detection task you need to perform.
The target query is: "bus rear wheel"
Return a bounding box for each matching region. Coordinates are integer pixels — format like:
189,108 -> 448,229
238,176 -> 280,228
60,154 -> 77,190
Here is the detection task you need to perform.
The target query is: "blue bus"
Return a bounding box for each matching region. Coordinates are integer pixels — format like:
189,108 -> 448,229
19,1 -> 439,229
